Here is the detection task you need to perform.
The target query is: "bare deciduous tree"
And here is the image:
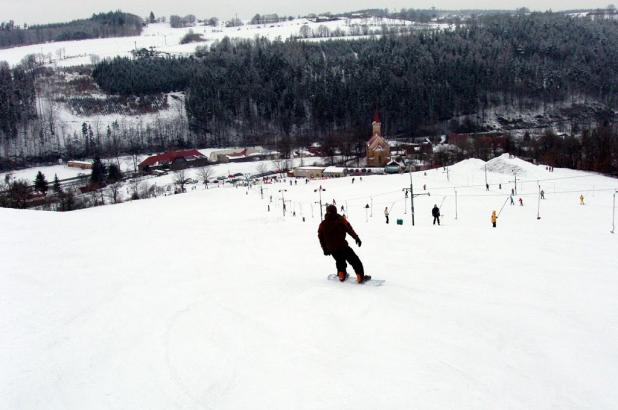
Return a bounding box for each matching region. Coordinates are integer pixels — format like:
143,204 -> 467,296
106,183 -> 122,204
174,170 -> 190,193
197,166 -> 213,189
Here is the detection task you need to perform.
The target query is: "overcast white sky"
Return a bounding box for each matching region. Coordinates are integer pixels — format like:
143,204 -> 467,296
0,0 -> 612,25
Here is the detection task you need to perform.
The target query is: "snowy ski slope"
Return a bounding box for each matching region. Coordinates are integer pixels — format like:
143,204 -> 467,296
2,155 -> 617,409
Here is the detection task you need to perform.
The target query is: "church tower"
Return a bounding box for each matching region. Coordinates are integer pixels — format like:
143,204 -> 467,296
372,111 -> 381,137
366,111 -> 391,167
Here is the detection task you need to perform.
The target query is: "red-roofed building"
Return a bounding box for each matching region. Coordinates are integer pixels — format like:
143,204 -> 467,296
138,149 -> 209,172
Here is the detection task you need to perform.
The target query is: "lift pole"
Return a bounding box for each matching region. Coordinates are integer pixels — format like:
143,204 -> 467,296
402,169 -> 429,226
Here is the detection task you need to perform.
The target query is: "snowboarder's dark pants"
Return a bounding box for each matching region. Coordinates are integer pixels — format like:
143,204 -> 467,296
433,216 -> 440,225
331,246 -> 364,275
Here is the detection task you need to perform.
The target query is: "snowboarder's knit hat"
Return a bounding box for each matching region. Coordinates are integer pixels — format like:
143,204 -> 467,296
326,204 -> 337,214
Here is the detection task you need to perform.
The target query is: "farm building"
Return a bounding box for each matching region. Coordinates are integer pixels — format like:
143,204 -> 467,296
138,149 -> 209,172
293,166 -> 325,178
323,167 -> 347,177
209,147 -> 279,163
67,160 -> 93,170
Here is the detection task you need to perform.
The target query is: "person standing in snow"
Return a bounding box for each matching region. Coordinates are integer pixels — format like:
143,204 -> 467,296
541,190 -> 545,199
384,207 -> 390,224
580,194 -> 585,205
510,195 -> 515,205
491,210 -> 497,228
318,204 -> 369,283
519,198 -> 524,206
432,204 -> 441,225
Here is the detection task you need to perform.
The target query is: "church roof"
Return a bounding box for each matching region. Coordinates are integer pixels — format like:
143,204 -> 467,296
368,134 -> 389,151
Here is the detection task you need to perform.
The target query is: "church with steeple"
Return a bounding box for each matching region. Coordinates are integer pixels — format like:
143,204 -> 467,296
366,111 -> 391,167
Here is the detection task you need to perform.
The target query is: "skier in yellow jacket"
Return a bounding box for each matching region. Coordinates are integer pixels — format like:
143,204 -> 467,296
491,210 -> 497,228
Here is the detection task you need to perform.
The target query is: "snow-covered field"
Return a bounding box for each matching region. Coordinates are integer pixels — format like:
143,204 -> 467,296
0,152 -> 325,186
2,155 -> 618,409
0,18 -> 446,68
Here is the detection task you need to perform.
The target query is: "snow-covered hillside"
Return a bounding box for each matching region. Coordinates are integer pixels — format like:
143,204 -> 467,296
2,155 -> 617,409
0,18 -> 447,68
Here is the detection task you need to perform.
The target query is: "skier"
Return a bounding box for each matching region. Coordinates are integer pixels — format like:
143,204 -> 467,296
541,190 -> 545,199
580,194 -> 585,205
318,204 -> 369,284
510,195 -> 515,205
491,210 -> 497,228
432,204 -> 440,225
519,197 -> 524,206
384,207 -> 390,224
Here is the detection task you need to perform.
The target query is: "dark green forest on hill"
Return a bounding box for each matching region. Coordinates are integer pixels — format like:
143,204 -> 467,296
0,11 -> 143,49
92,13 -> 618,142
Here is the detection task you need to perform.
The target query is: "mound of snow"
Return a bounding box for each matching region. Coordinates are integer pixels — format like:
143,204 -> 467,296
484,154 -> 533,175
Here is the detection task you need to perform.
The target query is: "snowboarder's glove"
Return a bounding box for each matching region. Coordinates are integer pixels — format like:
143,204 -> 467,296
355,238 -> 362,247
323,249 -> 330,256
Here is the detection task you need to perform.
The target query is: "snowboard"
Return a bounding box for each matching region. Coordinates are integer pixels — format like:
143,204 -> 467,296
327,274 -> 385,286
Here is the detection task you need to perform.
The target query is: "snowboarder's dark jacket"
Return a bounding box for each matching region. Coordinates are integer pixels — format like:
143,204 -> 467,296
318,213 -> 359,253
432,206 -> 440,217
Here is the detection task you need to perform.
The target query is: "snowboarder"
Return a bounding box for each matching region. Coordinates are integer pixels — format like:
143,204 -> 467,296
519,197 -> 524,206
318,204 -> 369,284
384,207 -> 390,224
432,204 -> 440,225
491,210 -> 497,228
580,194 -> 585,205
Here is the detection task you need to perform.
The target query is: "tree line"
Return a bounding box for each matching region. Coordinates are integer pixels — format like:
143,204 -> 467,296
92,13 -> 618,147
0,11 -> 143,49
0,62 -> 36,164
